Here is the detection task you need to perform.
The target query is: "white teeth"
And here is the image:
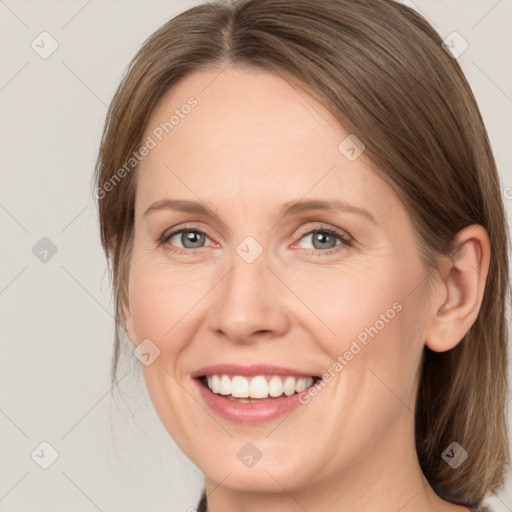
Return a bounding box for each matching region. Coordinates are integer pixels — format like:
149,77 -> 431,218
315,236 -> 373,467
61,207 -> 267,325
204,374 -> 315,399
219,375 -> 231,395
268,375 -> 284,397
211,375 -> 220,393
250,376 -> 269,399
295,377 -> 307,393
283,376 -> 296,396
231,376 -> 249,397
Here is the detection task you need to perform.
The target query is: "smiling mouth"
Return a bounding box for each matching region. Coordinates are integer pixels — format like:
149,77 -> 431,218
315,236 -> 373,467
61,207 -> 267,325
197,374 -> 322,402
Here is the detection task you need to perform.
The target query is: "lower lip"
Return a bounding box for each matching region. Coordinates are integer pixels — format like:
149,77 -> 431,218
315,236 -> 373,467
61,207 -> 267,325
193,378 -> 306,425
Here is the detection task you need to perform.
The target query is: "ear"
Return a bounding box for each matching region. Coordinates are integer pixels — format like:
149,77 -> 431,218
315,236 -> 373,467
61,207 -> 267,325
424,224 -> 491,352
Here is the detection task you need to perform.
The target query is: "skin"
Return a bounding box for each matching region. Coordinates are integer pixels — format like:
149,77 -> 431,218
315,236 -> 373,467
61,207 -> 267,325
122,65 -> 490,512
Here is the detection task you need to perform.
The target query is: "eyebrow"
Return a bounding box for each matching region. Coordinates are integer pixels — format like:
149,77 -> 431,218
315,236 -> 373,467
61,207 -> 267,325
143,198 -> 378,226
279,199 -> 378,225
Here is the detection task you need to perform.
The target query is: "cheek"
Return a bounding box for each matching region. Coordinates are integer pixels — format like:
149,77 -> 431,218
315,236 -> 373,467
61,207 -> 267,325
292,255 -> 427,393
128,257 -> 212,344
289,258 -> 403,345
127,260 -> 207,444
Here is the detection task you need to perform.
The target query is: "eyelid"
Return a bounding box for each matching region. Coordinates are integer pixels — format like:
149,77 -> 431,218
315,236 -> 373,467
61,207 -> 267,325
294,222 -> 351,240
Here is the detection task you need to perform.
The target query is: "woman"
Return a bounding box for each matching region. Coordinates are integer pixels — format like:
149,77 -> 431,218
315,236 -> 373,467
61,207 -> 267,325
93,0 -> 510,510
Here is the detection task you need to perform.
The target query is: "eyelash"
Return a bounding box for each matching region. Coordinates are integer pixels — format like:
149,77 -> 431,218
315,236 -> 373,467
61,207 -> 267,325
158,223 -> 353,257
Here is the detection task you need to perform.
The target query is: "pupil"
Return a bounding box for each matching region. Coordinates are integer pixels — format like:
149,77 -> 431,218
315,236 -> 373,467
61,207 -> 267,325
183,230 -> 204,248
314,232 -> 336,250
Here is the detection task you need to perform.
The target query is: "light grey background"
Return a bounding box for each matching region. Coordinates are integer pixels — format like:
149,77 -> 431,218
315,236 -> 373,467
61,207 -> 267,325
1,1 -> 511,511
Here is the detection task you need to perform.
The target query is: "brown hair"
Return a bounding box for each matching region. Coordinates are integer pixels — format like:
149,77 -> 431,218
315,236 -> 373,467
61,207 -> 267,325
93,0 -> 510,507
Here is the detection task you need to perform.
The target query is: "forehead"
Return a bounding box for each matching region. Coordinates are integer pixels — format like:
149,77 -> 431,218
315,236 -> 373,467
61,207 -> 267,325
135,67 -> 403,227
143,66 -> 345,160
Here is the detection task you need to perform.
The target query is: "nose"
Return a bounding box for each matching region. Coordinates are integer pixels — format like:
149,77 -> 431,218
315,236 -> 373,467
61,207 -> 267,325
206,246 -> 291,344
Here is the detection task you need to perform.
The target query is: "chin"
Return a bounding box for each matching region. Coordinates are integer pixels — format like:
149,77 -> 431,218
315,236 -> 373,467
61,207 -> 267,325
195,448 -> 314,494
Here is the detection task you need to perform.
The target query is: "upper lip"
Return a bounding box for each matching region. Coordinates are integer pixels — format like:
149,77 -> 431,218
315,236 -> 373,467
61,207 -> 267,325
190,364 -> 321,379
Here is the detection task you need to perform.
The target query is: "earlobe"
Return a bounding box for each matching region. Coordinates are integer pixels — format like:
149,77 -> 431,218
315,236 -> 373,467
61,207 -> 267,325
424,224 -> 490,353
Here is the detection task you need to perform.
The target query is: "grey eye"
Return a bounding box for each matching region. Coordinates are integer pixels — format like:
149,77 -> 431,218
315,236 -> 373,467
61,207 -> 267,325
169,230 -> 207,249
301,231 -> 340,250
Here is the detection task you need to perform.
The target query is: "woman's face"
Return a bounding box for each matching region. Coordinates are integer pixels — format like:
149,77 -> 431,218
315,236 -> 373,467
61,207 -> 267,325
124,66 -> 436,493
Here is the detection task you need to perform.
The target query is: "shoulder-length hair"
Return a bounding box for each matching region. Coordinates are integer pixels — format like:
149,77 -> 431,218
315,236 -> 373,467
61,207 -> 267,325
93,0 -> 510,508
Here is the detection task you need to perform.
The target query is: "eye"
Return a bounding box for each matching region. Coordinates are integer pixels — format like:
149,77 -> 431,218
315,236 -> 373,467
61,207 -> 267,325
294,226 -> 352,254
170,229 -> 208,248
160,225 -> 213,254
159,224 -> 353,256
